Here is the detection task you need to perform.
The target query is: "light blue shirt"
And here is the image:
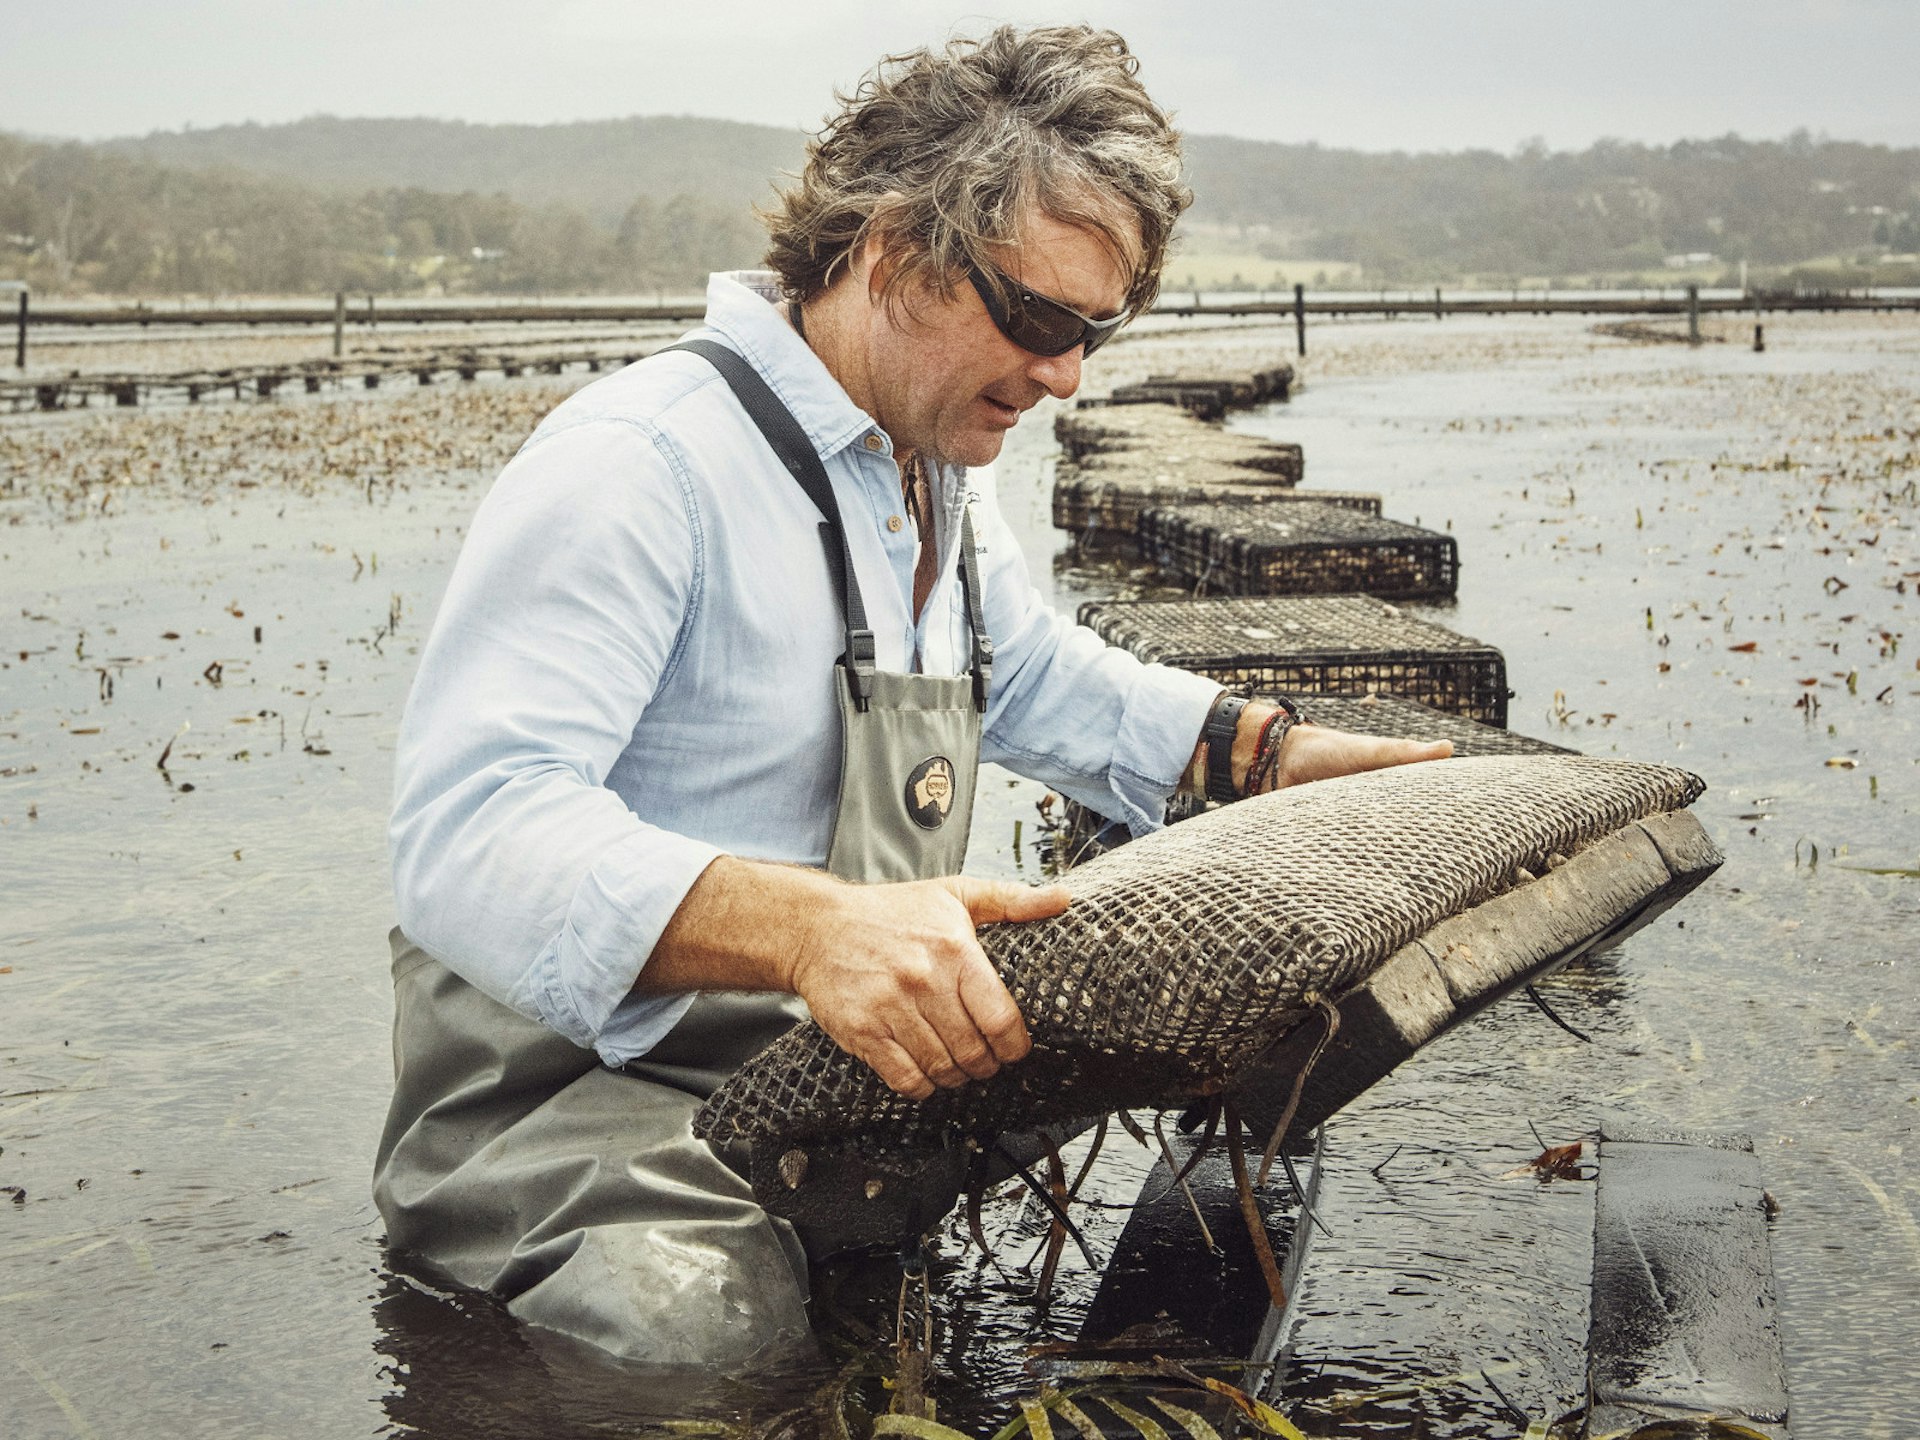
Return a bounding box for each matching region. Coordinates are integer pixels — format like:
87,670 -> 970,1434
390,271 -> 1219,1064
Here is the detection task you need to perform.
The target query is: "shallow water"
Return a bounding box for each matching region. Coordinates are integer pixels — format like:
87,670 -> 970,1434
1220,316 -> 1919,1438
2,313 -> 1915,1436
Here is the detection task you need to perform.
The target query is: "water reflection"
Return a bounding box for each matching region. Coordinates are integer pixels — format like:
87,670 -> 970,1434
372,1267 -> 826,1437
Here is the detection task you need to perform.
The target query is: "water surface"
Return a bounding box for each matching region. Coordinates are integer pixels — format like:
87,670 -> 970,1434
3,312 -> 1915,1436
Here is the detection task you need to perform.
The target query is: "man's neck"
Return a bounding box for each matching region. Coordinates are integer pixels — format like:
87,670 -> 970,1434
792,283 -> 918,474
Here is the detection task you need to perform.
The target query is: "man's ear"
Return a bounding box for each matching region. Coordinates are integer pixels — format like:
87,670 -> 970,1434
856,192 -> 922,309
855,230 -> 893,306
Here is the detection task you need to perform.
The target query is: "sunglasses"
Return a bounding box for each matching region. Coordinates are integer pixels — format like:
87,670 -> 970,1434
965,263 -> 1129,359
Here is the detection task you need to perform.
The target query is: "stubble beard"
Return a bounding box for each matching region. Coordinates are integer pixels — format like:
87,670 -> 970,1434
923,416 -> 1011,472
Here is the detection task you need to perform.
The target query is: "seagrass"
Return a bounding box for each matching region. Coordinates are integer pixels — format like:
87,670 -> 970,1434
1139,498 -> 1459,599
1053,475 -> 1379,541
694,755 -> 1705,1164
1055,405 -> 1305,480
1078,594 -> 1508,725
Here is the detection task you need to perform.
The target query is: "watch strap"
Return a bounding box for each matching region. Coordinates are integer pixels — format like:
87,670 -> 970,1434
1203,693 -> 1249,804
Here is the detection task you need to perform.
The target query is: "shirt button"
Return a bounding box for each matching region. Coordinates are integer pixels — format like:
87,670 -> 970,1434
863,434 -> 884,453
886,515 -> 904,533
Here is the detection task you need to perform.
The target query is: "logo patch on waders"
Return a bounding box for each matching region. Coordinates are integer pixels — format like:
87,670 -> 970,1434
905,756 -> 957,830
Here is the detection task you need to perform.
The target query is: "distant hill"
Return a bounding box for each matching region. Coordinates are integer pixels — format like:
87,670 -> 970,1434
106,115 -> 805,228
5,114 -> 1915,295
109,115 -> 1920,279
1182,131 -> 1920,278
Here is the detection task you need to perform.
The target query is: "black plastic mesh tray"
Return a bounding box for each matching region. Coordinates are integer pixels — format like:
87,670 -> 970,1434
1054,474 -> 1379,541
1139,498 -> 1459,600
1078,593 -> 1509,726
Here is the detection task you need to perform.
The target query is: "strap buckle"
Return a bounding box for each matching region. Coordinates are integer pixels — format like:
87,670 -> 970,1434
844,629 -> 877,712
970,635 -> 993,712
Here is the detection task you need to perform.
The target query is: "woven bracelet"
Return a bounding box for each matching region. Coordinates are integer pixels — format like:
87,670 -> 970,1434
1246,697 -> 1307,797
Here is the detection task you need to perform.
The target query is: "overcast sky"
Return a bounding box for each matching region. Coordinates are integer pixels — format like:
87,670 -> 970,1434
10,0 -> 1917,153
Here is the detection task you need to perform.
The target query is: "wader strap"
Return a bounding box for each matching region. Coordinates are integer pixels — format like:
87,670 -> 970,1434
957,505 -> 992,712
666,338 -> 878,709
663,337 -> 991,713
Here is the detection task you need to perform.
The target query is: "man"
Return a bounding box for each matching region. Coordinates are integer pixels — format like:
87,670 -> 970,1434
375,25 -> 1448,1366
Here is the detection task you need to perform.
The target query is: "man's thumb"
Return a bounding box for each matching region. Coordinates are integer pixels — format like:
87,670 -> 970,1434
943,876 -> 1071,926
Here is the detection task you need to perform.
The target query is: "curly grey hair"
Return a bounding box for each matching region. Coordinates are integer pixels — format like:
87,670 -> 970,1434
763,25 -> 1190,320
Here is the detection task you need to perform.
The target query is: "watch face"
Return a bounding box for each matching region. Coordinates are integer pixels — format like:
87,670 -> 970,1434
905,755 -> 957,830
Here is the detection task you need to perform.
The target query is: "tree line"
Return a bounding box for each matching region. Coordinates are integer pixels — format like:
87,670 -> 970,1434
3,119 -> 1917,297
0,132 -> 765,296
1186,130 -> 1920,283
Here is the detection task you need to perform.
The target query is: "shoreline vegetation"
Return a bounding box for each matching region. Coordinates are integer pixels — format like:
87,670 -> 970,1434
3,119 -> 1917,299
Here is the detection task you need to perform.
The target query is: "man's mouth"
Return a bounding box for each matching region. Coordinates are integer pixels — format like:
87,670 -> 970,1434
982,393 -> 1027,423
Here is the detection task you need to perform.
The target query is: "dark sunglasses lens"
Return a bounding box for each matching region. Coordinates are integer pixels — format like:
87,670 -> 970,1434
972,265 -> 1126,357
1003,288 -> 1086,356
1080,316 -> 1121,357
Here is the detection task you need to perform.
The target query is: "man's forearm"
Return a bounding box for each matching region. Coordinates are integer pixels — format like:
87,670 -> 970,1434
1185,692 -> 1458,799
636,855 -> 839,995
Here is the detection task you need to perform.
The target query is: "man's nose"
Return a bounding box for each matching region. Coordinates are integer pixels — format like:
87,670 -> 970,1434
1025,346 -> 1083,400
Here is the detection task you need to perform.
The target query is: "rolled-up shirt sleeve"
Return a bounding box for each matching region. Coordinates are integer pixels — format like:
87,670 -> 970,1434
968,472 -> 1219,834
390,417 -> 717,1060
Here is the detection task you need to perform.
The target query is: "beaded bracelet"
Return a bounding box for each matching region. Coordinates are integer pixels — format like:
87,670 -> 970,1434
1245,697 -> 1307,797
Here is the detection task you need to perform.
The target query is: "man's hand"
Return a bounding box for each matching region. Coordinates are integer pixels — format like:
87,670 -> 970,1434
642,858 -> 1069,1102
787,876 -> 1069,1100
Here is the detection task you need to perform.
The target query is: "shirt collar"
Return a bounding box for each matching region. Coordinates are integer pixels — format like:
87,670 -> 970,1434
698,271 -> 888,462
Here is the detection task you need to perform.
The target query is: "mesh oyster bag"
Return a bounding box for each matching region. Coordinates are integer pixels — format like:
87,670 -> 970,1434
694,755 -> 1712,1167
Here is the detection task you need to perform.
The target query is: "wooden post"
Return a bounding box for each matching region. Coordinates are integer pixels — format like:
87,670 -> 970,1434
332,291 -> 345,357
366,294 -> 376,333
1434,286 -> 1443,321
1687,283 -> 1701,345
1293,283 -> 1306,357
1753,323 -> 1765,353
14,290 -> 26,370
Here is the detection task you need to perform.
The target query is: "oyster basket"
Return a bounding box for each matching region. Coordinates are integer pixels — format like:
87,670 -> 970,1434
1103,365 -> 1296,416
1139,498 -> 1459,600
1053,692 -> 1569,867
1079,593 -> 1509,726
1105,381 -> 1235,419
1053,474 -> 1379,543
1146,365 -> 1294,403
697,756 -> 1712,1168
1055,405 -> 1305,481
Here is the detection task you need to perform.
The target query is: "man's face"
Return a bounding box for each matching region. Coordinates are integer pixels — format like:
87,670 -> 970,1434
859,211 -> 1136,468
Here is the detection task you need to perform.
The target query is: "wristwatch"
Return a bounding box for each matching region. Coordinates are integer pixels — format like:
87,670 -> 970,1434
1203,693 -> 1249,805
